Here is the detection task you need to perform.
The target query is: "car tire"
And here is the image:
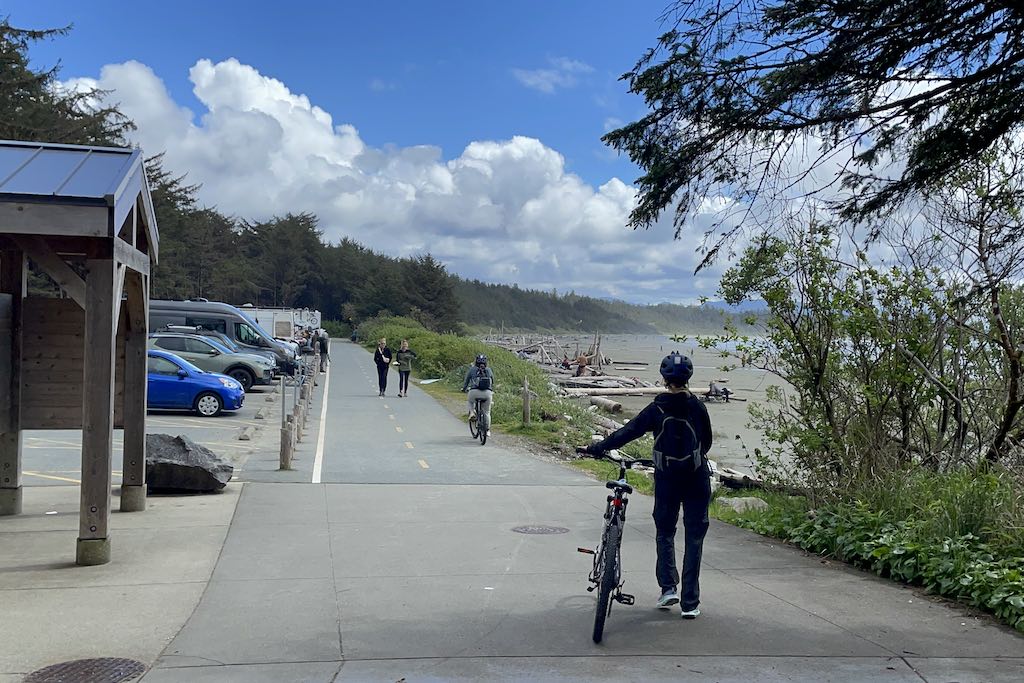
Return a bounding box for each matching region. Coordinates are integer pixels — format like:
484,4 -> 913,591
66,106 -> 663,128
194,392 -> 223,417
228,367 -> 256,392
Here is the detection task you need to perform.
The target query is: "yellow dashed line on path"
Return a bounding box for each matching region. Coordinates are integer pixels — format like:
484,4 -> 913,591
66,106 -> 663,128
405,442 -> 414,449
395,426 -> 404,433
418,459 -> 429,469
388,414 -> 395,420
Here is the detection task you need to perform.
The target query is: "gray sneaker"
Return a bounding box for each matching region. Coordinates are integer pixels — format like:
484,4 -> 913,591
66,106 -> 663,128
656,589 -> 680,610
680,606 -> 701,619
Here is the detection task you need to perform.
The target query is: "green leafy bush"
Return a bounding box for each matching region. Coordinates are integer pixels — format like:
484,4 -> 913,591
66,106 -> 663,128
720,475 -> 1024,632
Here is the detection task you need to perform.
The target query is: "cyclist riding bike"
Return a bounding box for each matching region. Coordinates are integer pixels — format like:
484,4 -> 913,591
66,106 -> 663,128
462,354 -> 495,436
583,351 -> 713,619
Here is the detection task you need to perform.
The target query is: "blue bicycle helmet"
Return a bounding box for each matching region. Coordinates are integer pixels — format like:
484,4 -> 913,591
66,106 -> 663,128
475,354 -> 488,366
660,351 -> 693,384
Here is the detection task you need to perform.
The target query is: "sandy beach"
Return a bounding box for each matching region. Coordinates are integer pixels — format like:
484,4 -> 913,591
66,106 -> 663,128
552,334 -> 786,473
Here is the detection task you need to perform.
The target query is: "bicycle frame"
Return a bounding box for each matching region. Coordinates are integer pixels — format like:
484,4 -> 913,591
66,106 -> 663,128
586,458 -> 633,603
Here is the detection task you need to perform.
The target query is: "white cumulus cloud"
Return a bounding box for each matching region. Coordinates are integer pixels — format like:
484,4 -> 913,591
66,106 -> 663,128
75,58 -> 726,304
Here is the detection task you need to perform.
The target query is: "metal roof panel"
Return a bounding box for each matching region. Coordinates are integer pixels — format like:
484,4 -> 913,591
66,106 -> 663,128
0,141 -> 135,198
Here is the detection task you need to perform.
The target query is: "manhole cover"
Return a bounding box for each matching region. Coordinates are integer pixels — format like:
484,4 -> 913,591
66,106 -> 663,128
24,658 -> 146,683
511,525 -> 569,535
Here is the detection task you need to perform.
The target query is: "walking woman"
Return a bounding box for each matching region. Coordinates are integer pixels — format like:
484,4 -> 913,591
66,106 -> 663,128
373,338 -> 392,397
395,340 -> 417,397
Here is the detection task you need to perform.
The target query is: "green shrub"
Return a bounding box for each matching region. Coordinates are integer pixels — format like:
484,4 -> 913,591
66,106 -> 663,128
719,473 -> 1024,633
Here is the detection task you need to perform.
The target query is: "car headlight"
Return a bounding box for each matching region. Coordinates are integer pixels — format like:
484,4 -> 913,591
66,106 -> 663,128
219,377 -> 241,389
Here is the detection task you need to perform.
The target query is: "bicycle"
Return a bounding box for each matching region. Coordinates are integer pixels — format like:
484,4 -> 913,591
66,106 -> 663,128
575,447 -> 654,643
468,397 -> 488,445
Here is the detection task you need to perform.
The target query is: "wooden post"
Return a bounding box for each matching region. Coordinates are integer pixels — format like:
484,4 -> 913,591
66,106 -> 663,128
0,249 -> 25,516
77,259 -> 117,565
120,272 -> 148,512
280,423 -> 293,470
522,376 -> 531,426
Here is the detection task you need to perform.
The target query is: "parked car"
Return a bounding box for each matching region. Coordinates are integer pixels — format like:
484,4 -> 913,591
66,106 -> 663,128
148,333 -> 275,391
156,324 -> 280,373
149,300 -> 298,374
147,350 -> 245,417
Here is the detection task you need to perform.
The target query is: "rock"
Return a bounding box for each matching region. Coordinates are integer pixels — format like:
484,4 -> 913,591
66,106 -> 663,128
146,434 -> 233,492
717,496 -> 769,513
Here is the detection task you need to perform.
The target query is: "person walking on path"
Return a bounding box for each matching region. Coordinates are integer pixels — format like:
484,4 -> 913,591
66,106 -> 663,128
373,338 -> 392,397
584,351 -> 713,619
395,339 -> 417,397
317,330 -> 330,372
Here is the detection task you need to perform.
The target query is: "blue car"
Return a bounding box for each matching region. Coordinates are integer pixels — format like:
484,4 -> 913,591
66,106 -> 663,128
147,349 -> 245,417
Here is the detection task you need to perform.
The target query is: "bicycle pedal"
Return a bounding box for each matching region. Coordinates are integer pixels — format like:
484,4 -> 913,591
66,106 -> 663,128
577,547 -> 595,555
616,593 -> 635,605
586,585 -> 596,593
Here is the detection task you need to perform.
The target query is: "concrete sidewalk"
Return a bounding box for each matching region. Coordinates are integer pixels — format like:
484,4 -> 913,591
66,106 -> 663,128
132,481 -> 1024,683
135,342 -> 1022,682
2,341 -> 1021,682
0,484 -> 240,681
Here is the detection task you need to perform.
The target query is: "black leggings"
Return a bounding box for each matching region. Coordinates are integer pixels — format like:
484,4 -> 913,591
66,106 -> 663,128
376,364 -> 388,393
399,371 -> 411,393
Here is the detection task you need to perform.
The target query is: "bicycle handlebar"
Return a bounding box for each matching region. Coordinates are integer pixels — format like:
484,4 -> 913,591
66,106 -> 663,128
575,447 -> 654,469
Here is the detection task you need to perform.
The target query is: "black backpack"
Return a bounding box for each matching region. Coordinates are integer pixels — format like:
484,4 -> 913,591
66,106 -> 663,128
651,403 -> 703,473
474,369 -> 492,391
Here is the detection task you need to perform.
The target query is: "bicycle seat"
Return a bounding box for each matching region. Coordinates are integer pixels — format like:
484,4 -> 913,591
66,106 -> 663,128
606,480 -> 632,494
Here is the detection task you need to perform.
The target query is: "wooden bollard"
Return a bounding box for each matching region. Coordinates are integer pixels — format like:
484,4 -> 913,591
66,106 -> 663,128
522,377 -> 531,426
280,424 -> 293,470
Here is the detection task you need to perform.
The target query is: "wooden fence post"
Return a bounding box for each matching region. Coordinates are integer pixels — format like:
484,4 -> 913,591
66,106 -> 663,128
522,376 -> 531,426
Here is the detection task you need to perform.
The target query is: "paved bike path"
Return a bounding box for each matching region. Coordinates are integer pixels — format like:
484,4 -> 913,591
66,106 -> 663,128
141,341 -> 1024,682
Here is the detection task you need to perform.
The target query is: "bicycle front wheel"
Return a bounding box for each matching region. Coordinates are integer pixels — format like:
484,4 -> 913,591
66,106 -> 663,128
592,519 -> 621,643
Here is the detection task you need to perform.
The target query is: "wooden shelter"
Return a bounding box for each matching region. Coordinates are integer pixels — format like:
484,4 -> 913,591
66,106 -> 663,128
0,140 -> 158,565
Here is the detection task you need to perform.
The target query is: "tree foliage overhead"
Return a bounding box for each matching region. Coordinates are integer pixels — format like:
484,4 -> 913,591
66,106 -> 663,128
604,1 -> 1024,266
0,20 -> 133,145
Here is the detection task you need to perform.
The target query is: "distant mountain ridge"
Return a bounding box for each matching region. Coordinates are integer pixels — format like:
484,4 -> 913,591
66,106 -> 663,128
454,279 -> 763,334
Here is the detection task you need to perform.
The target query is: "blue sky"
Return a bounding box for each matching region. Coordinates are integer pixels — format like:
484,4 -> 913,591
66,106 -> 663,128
7,1 -> 662,186
4,1 -> 729,305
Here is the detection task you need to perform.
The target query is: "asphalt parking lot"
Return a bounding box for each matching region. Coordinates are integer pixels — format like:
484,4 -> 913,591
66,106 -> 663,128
20,385 -> 275,487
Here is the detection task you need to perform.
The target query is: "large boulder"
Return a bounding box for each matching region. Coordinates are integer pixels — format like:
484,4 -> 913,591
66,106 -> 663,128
146,434 -> 233,493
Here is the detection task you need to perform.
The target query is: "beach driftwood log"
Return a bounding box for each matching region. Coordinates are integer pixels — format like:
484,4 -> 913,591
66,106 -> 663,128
566,387 -> 666,397
589,396 -> 623,413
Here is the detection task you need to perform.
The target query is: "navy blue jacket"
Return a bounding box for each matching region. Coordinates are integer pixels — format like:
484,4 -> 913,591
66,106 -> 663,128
594,391 -> 712,457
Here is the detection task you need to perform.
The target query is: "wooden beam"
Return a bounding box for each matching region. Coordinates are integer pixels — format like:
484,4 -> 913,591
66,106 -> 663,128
77,258 -> 116,565
10,236 -> 86,308
0,202 -> 108,238
120,271 -> 147,511
0,249 -> 25,516
114,237 -> 150,275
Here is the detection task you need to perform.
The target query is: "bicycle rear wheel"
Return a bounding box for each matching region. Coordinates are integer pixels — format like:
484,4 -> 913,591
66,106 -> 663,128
592,519 -> 621,643
478,410 -> 488,445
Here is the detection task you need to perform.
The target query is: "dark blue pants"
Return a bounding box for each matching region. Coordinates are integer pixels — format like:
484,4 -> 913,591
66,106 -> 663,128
376,364 -> 389,393
653,466 -> 711,610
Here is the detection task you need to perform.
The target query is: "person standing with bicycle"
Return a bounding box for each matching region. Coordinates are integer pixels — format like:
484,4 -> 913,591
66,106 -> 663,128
583,352 -> 712,619
461,354 -> 494,436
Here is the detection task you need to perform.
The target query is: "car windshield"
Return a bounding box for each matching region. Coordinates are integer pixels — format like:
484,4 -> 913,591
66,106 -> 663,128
203,337 -> 233,354
161,353 -> 206,374
236,309 -> 274,341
